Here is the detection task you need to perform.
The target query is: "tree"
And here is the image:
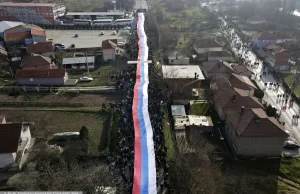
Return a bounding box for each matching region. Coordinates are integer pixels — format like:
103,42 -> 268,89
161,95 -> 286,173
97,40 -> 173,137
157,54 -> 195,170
266,105 -> 277,117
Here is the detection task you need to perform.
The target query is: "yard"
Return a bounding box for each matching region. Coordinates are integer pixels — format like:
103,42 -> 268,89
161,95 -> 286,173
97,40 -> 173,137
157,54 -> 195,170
278,73 -> 300,97
2,110 -> 111,154
189,101 -> 210,115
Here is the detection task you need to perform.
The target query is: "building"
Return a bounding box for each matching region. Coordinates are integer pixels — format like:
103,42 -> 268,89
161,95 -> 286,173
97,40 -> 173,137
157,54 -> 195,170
231,64 -> 254,79
0,21 -> 24,39
168,56 -> 189,65
66,12 -> 124,20
162,65 -> 205,92
212,88 -> 264,119
208,51 -> 232,61
224,107 -> 288,157
193,39 -> 222,54
246,15 -> 266,25
0,123 -> 31,168
202,60 -> 234,79
26,41 -> 54,57
0,2 -> 66,24
21,54 -> 55,70
16,68 -> 67,86
252,31 -> 293,48
102,39 -> 117,61
211,73 -> 257,96
62,56 -> 95,70
265,44 -> 290,71
4,25 -> 46,46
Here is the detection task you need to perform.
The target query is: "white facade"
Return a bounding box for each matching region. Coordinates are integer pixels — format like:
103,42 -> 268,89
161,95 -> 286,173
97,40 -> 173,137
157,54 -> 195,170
193,45 -> 222,54
103,49 -> 115,61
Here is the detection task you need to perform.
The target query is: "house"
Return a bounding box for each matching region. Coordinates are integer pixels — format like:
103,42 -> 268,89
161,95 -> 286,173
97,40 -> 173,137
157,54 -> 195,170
15,68 -> 67,86
168,56 -> 189,65
21,54 -> 55,70
102,39 -> 117,61
0,123 -> 31,168
26,41 -> 54,57
224,107 -> 288,157
202,60 -> 234,79
4,25 -> 46,46
212,88 -> 264,119
246,15 -> 266,25
62,56 -> 95,70
252,31 -> 293,48
265,44 -> 290,71
162,65 -> 205,91
231,64 -> 254,79
166,0 -> 185,10
211,73 -> 257,96
208,51 -> 232,61
193,39 -> 222,54
0,21 -> 24,39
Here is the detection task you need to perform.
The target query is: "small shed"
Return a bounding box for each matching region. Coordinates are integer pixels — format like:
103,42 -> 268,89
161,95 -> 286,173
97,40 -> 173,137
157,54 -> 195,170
171,105 -> 186,117
62,56 -> 95,70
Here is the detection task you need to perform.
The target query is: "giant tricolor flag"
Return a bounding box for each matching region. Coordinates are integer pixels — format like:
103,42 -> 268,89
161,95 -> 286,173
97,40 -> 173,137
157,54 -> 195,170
132,12 -> 157,194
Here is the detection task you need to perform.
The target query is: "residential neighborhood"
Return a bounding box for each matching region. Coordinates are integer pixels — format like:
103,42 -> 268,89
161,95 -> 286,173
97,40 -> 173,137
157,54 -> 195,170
0,0 -> 300,194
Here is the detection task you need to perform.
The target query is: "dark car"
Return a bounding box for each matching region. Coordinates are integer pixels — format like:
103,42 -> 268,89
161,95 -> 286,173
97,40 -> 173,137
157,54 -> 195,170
74,34 -> 78,37
71,44 -> 75,48
283,141 -> 300,149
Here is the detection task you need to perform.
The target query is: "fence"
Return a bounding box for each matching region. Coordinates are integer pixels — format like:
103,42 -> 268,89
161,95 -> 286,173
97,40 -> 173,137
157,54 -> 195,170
0,101 -> 84,107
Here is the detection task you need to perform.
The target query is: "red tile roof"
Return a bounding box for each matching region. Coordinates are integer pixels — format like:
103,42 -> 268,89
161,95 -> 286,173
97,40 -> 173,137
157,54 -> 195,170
194,39 -> 221,48
229,73 -> 257,90
16,68 -> 66,78
5,31 -> 31,42
31,28 -> 46,36
226,108 -> 288,137
102,39 -> 117,49
234,64 -> 254,74
27,42 -> 53,54
0,123 -> 23,153
21,54 -> 52,68
4,24 -> 43,33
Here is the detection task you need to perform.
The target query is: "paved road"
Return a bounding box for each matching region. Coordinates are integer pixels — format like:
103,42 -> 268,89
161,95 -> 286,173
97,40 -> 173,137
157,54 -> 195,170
0,85 -> 116,93
219,18 -> 300,143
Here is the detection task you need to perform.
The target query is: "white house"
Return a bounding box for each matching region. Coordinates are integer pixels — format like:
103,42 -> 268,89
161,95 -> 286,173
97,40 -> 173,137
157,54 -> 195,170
0,123 -> 31,169
102,39 -> 117,61
168,56 -> 190,65
193,39 -> 222,54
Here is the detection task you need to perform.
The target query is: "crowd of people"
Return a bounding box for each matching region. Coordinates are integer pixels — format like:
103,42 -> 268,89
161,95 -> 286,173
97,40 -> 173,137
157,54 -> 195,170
109,13 -> 169,193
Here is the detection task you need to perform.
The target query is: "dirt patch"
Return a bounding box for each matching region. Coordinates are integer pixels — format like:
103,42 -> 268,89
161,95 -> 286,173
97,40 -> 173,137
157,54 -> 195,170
2,110 -> 110,154
0,93 -> 117,106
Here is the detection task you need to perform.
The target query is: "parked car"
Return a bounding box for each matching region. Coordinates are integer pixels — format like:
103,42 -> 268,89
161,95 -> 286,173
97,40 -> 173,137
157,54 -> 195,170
100,31 -> 104,35
74,34 -> 78,37
79,77 -> 93,82
283,141 -> 300,149
112,31 -> 117,35
71,44 -> 75,48
54,43 -> 65,48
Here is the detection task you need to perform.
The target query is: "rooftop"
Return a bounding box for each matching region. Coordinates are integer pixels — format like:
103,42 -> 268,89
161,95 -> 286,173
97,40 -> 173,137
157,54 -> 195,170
27,42 -> 53,54
194,39 -> 222,48
208,51 -> 232,57
226,108 -> 288,137
0,123 -> 23,153
66,12 -> 124,16
168,56 -> 189,60
21,54 -> 52,68
162,65 -> 205,79
233,64 -> 254,74
0,21 -> 25,33
171,105 -> 186,116
63,56 -> 95,65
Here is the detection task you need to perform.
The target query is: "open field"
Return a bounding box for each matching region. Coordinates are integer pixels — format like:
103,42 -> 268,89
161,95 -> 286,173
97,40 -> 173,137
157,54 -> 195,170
46,30 -> 124,49
2,110 -> 110,154
0,93 -> 117,106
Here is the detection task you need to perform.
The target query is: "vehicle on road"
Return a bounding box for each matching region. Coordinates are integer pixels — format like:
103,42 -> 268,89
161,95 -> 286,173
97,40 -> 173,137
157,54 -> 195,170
283,141 -> 300,149
71,44 -> 75,48
54,43 -> 65,48
79,77 -> 93,82
100,31 -> 104,35
74,34 -> 78,38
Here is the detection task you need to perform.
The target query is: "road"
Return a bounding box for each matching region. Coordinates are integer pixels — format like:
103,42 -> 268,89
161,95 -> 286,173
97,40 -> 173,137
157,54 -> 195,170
0,85 -> 116,93
219,18 -> 300,143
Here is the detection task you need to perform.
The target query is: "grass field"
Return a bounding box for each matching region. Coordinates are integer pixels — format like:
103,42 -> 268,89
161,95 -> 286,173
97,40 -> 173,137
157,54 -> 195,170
2,110 -> 110,154
189,102 -> 209,115
278,73 -> 300,97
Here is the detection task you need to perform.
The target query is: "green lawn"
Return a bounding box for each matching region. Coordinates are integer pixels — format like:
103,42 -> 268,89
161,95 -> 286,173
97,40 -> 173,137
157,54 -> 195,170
189,102 -> 209,115
278,73 -> 300,97
163,110 -> 175,161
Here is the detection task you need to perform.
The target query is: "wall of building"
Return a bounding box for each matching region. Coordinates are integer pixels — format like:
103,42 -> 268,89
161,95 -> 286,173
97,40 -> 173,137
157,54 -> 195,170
32,35 -> 46,42
168,58 -> 189,65
103,49 -> 115,61
16,77 -> 65,85
238,136 -> 287,157
0,152 -> 16,168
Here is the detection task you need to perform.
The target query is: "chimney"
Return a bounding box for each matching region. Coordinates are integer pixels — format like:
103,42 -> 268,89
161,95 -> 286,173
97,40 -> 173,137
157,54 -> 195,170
241,106 -> 244,114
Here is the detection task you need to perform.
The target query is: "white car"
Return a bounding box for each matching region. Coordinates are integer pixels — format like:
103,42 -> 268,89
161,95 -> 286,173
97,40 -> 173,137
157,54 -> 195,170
100,31 -> 104,35
112,31 -> 117,35
79,77 -> 93,82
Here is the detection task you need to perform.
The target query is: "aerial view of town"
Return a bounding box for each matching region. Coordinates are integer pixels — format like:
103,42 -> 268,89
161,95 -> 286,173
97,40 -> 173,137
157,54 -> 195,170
0,0 -> 300,193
